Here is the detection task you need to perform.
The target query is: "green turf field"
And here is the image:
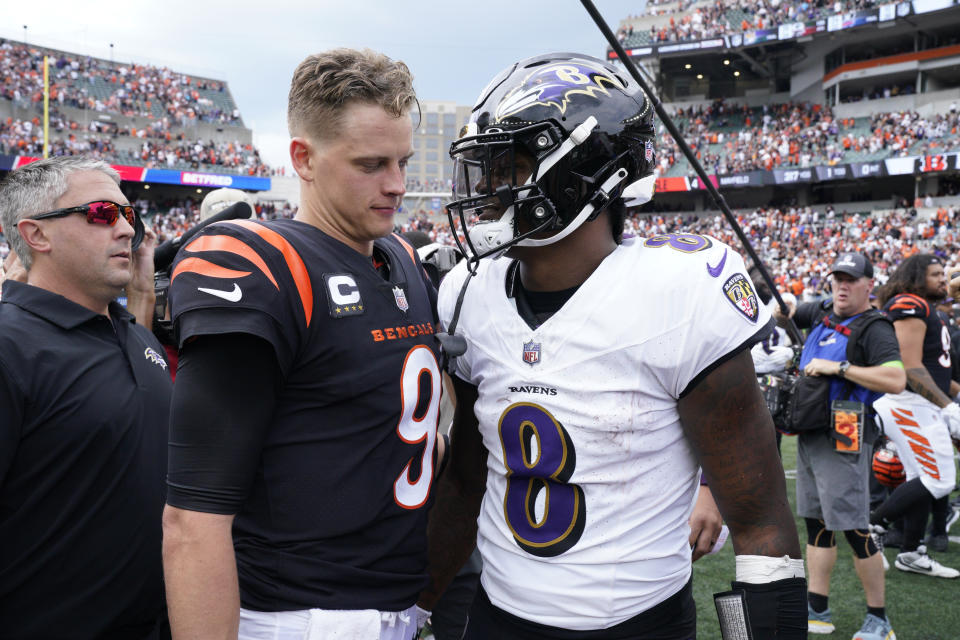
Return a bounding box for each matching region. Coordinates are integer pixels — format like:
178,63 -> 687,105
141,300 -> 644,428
692,435 -> 960,640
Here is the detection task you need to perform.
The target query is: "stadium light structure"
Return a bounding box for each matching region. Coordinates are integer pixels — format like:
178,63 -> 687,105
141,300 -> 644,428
580,0 -> 803,343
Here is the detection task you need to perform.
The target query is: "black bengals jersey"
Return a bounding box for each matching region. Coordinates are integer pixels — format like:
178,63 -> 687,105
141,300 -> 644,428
168,218 -> 440,612
884,293 -> 952,395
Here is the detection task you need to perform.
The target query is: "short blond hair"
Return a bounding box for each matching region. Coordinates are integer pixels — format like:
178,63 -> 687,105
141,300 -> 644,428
288,48 -> 417,142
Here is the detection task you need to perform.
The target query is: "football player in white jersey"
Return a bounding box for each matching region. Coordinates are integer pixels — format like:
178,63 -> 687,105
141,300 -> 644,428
418,53 -> 806,639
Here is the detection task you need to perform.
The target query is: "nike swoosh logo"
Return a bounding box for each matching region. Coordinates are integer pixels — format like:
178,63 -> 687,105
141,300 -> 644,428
707,249 -> 727,278
198,283 -> 242,302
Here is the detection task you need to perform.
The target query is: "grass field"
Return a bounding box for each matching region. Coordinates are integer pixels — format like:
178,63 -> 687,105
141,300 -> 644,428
691,435 -> 960,640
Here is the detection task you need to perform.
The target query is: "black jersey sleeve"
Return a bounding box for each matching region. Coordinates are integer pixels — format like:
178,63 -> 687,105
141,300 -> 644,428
884,293 -> 931,322
166,332 -> 280,514
169,220 -> 310,374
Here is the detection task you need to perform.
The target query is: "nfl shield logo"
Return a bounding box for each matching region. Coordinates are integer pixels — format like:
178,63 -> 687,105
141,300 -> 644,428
522,340 -> 541,366
392,286 -> 409,312
645,140 -> 654,162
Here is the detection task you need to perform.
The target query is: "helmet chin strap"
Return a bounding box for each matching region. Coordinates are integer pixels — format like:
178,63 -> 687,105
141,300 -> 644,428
533,116 -> 598,180
517,167 -> 628,248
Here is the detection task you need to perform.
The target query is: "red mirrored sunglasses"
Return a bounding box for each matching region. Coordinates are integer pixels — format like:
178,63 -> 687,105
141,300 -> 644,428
30,200 -> 144,249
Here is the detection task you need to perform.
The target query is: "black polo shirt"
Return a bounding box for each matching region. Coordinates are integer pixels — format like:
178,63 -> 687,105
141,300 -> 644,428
0,281 -> 171,639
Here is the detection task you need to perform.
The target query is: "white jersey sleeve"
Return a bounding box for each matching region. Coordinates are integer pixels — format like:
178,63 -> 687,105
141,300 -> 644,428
637,234 -> 774,399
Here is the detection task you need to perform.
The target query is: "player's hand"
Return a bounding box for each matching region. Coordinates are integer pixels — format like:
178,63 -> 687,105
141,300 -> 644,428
0,251 -> 27,286
948,266 -> 960,299
689,485 -> 723,562
942,402 -> 960,439
772,294 -> 796,321
803,358 -> 839,377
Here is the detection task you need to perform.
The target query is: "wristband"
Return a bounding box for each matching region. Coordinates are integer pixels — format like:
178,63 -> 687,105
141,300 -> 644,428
717,577 -> 807,640
735,554 -> 805,583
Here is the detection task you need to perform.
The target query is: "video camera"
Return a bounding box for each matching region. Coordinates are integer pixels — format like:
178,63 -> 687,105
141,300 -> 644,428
757,344 -> 803,434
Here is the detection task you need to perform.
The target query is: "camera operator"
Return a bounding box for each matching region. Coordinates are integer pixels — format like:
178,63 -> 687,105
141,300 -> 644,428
776,253 -> 905,638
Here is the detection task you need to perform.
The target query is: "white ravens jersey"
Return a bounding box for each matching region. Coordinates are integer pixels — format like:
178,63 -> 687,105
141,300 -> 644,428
438,234 -> 772,630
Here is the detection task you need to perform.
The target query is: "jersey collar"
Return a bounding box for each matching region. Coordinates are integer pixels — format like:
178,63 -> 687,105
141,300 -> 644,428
1,280 -> 134,330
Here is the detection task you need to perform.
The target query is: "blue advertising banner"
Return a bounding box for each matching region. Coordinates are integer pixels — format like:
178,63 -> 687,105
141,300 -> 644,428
143,168 -> 271,191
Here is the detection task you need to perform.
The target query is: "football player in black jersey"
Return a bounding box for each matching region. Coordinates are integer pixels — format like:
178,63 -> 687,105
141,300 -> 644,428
871,254 -> 960,578
162,49 -> 439,639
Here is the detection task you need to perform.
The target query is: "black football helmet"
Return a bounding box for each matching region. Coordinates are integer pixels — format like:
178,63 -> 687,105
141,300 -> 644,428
447,52 -> 657,262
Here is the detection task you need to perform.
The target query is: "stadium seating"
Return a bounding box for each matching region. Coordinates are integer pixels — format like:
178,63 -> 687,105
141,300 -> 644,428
617,0 -> 883,44
0,38 -> 272,175
0,40 -> 242,126
654,101 -> 960,177
0,115 -> 271,176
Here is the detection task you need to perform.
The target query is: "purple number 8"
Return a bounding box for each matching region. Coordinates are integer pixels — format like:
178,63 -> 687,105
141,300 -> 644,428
498,402 -> 585,557
643,233 -> 713,253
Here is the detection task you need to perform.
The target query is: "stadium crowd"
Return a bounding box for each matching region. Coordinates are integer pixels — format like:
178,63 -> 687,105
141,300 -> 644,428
840,81 -> 917,104
397,200 -> 960,300
406,177 -> 453,192
655,101 -> 960,176
618,0 -> 884,44
0,39 -> 241,126
147,198 -> 296,243
631,205 -> 960,289
0,116 -> 271,176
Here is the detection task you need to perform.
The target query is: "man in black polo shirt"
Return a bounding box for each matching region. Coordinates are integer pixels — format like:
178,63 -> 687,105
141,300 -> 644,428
0,156 -> 171,639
